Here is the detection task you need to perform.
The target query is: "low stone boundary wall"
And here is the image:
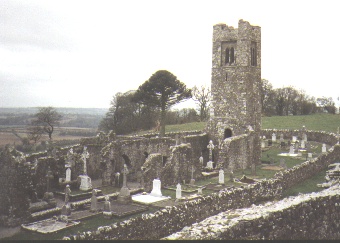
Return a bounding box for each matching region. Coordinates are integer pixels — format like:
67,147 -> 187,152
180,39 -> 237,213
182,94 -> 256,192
163,185 -> 340,240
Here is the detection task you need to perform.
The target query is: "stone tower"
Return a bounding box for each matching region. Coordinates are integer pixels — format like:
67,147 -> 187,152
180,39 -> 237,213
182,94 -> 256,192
206,19 -> 261,156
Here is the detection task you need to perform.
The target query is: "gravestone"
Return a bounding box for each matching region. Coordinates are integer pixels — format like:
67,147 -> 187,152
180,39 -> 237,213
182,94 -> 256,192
206,161 -> 214,170
261,140 -> 265,148
197,187 -> 203,195
301,140 -> 305,149
272,133 -> 276,142
229,170 -> 234,182
280,134 -> 284,142
292,136 -> 297,143
251,163 -> 256,176
279,159 -> 287,169
103,195 -> 112,219
219,169 -> 224,184
150,178 -> 162,197
322,143 -> 327,153
190,166 -> 195,185
176,183 -> 182,199
65,167 -> 71,182
289,145 -> 294,154
117,164 -> 132,202
61,185 -> 71,216
90,189 -> 98,212
308,153 -> 313,158
303,133 -> 307,142
175,134 -> 179,145
199,156 -> 204,168
115,172 -> 121,187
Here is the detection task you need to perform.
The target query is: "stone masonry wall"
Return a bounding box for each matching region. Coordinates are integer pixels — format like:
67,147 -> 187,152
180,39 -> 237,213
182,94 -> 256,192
164,186 -> 340,240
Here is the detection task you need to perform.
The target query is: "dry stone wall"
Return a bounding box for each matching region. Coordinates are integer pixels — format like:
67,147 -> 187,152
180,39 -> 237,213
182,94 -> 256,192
164,185 -> 340,240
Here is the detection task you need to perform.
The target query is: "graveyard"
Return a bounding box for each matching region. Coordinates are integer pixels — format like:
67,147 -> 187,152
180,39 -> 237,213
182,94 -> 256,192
1,19 -> 340,240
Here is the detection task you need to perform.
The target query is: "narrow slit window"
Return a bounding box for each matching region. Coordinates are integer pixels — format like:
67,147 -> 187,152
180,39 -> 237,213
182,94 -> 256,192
230,47 -> 234,63
225,48 -> 229,64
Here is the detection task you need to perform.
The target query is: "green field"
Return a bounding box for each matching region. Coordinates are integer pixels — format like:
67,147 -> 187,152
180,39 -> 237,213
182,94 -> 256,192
162,113 -> 340,134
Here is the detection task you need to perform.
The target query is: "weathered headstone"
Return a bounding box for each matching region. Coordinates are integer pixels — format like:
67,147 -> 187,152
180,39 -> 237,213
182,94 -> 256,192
280,133 -> 284,142
190,166 -> 195,185
251,163 -> 256,176
289,145 -> 294,154
150,178 -> 162,197
303,133 -> 307,142
199,155 -> 204,168
301,140 -> 305,149
272,133 -> 276,142
261,140 -> 265,148
197,187 -> 203,195
292,136 -> 297,143
219,169 -> 224,184
175,134 -> 179,145
229,170 -> 234,182
103,195 -> 112,218
65,167 -> 71,182
90,189 -> 98,212
206,161 -> 214,170
322,143 -> 327,153
176,183 -> 182,199
115,172 -> 120,187
279,159 -> 287,169
61,184 -> 71,216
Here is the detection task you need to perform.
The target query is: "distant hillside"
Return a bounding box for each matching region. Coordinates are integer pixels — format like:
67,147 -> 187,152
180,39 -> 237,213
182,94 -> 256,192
0,107 -> 108,116
0,107 -> 108,128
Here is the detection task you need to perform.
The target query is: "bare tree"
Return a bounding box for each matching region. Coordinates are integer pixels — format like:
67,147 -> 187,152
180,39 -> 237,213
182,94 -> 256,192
192,85 -> 211,121
31,107 -> 62,140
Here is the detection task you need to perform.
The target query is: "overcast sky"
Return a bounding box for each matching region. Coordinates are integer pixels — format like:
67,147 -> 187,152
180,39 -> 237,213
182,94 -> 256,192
1,0 -> 340,109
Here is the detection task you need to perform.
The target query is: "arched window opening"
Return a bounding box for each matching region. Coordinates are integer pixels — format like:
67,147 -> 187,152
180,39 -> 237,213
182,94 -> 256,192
225,48 -> 229,64
230,48 -> 234,63
122,154 -> 131,167
224,128 -> 232,139
162,156 -> 168,166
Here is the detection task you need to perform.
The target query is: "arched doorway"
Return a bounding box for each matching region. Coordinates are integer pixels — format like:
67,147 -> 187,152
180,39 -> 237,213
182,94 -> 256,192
224,128 -> 232,139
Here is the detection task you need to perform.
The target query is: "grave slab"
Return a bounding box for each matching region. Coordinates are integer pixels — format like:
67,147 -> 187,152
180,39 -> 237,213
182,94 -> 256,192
21,218 -> 80,234
110,201 -> 148,217
132,194 -> 170,205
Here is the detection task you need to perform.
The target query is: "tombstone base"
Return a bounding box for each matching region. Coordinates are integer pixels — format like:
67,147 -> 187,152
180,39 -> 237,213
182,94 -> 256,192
61,204 -> 71,216
117,186 -> 132,203
79,175 -> 92,191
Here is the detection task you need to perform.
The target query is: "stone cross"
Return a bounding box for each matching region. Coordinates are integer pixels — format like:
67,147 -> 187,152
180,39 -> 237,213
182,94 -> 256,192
65,184 -> 71,204
207,140 -> 215,162
122,164 -> 129,188
82,146 -> 90,175
66,148 -> 74,166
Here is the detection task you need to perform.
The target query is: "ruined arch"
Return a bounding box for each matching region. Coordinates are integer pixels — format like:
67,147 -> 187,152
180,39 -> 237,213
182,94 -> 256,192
224,128 -> 232,139
122,154 -> 131,167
